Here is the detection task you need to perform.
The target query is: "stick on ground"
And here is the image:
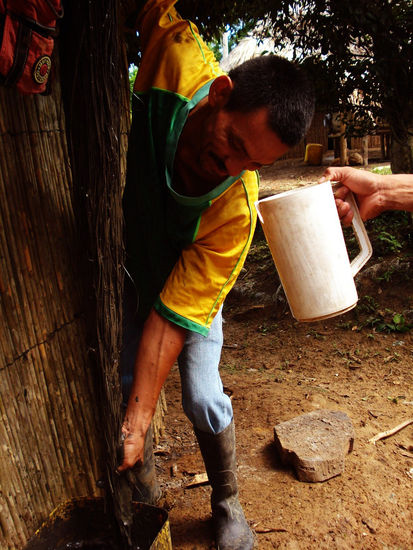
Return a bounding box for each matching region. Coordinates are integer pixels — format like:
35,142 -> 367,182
369,419 -> 413,444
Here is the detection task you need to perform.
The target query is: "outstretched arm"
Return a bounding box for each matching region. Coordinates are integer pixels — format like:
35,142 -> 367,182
321,166 -> 413,225
117,308 -> 186,471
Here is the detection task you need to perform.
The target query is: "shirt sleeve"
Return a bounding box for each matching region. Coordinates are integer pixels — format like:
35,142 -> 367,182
155,173 -> 259,335
134,0 -> 222,98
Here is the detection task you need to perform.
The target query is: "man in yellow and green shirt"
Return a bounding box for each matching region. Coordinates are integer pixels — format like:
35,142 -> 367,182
119,1 -> 315,548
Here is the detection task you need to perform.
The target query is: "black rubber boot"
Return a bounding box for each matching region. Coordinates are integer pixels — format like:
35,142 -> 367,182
194,420 -> 255,550
128,423 -> 162,505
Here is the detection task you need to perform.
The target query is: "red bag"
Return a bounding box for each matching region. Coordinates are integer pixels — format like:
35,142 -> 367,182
0,0 -> 63,94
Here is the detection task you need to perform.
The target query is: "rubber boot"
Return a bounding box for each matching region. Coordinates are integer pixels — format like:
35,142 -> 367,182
128,423 -> 162,505
194,420 -> 255,550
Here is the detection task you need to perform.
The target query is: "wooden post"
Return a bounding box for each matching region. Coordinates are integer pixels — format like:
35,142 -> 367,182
385,132 -> 391,160
337,117 -> 347,165
361,136 -> 369,166
380,132 -> 386,160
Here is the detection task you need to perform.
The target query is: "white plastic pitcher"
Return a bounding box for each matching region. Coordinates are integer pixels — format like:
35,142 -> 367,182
255,181 -> 372,322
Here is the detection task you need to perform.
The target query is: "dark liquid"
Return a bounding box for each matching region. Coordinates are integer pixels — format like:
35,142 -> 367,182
25,499 -> 168,550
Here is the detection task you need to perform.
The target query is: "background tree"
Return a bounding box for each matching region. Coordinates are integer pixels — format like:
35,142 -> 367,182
269,0 -> 413,173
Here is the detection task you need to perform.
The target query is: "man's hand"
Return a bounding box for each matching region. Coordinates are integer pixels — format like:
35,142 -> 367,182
117,420 -> 146,472
320,166 -> 383,225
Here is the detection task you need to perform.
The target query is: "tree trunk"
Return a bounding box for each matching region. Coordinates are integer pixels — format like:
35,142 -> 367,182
0,64 -> 103,549
391,129 -> 413,174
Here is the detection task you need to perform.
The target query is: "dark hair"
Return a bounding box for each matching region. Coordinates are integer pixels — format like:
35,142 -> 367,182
226,55 -> 315,147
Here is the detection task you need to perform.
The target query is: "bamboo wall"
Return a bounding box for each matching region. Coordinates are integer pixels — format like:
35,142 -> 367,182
0,3 -> 168,546
0,73 -> 103,548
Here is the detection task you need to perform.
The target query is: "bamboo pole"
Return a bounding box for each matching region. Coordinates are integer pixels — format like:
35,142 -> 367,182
60,2 -> 167,545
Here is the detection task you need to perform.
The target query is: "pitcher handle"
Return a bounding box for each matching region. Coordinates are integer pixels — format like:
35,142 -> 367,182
347,191 -> 373,276
332,182 -> 372,277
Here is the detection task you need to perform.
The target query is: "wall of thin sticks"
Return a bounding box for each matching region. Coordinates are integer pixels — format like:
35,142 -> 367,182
0,2 -> 167,547
0,58 -> 103,548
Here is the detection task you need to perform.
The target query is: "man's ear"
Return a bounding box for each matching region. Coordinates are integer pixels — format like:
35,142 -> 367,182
208,75 -> 233,108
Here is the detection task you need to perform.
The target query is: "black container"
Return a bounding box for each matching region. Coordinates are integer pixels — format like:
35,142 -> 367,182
25,497 -> 172,550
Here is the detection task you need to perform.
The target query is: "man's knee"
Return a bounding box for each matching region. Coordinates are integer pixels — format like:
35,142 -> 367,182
182,394 -> 233,434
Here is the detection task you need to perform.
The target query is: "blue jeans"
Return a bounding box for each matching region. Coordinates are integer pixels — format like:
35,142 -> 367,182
121,281 -> 233,434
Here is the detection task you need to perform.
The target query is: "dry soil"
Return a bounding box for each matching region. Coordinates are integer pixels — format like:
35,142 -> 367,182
155,157 -> 413,550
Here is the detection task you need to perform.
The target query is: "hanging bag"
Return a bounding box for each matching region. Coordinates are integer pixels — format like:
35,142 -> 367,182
0,0 -> 63,94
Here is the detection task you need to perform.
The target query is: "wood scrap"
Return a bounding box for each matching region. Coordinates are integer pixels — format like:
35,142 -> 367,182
185,473 -> 209,488
252,520 -> 287,533
369,418 -> 413,444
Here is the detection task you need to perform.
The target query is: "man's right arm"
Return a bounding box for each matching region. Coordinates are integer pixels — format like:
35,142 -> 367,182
321,166 -> 413,224
117,307 -> 187,471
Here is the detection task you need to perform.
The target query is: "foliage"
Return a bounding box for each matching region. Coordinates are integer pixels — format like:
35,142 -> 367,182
371,166 -> 392,176
177,1 -> 281,41
366,211 -> 412,257
208,40 -> 223,62
364,311 -> 412,333
270,1 -> 413,142
355,296 -> 412,333
129,64 -> 138,93
344,209 -> 412,259
182,1 -> 412,126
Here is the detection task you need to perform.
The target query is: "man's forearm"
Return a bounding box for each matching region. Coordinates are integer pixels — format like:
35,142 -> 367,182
123,307 -> 187,436
380,174 -> 413,212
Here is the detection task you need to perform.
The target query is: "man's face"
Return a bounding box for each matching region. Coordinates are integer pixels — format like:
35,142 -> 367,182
199,106 -> 289,181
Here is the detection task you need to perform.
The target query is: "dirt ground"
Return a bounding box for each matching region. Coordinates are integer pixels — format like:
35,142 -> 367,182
155,154 -> 413,550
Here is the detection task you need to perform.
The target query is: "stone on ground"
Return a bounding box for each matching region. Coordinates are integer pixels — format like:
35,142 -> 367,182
273,409 -> 354,482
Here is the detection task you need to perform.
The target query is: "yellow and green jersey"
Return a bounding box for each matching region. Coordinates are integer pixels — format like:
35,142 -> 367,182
123,0 -> 259,336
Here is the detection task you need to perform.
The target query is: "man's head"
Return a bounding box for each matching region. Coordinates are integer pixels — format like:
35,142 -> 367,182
226,55 -> 315,148
198,55 -> 315,181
